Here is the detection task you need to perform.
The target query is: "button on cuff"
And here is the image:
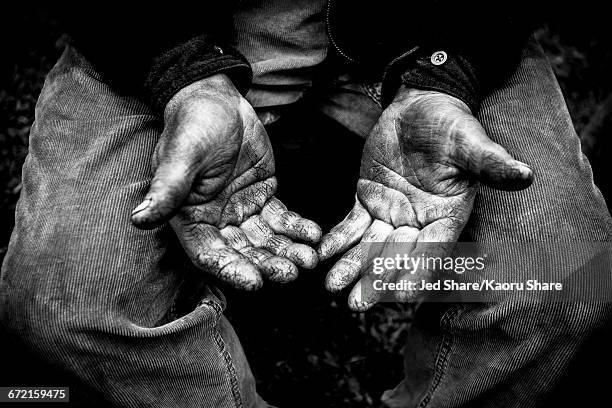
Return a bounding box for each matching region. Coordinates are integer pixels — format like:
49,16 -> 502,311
431,51 -> 448,66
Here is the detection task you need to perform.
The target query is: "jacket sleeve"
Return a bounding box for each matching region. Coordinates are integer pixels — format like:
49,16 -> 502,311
327,0 -> 545,111
56,3 -> 252,113
380,1 -> 544,111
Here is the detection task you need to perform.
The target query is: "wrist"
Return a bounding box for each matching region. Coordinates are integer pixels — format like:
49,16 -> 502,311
391,86 -> 472,116
163,74 -> 242,121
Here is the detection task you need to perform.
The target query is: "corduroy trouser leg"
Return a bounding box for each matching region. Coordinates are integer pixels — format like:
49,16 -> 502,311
379,40 -> 612,408
0,46 -> 269,408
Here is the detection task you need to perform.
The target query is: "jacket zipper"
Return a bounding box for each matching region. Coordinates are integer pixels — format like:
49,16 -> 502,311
325,0 -> 357,63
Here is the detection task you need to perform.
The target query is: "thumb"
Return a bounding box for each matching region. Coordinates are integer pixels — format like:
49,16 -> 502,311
131,148 -> 197,230
452,122 -> 534,191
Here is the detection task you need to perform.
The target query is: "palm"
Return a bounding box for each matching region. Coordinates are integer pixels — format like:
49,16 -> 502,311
170,105 -> 320,290
319,89 -> 532,310
357,100 -> 476,241
133,75 -> 321,290
174,102 -> 277,229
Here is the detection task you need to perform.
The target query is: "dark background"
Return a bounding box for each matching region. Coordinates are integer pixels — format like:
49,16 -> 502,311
1,7 -> 612,408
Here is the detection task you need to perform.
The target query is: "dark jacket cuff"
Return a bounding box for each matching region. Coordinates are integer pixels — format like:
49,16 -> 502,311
145,34 -> 252,113
381,47 -> 481,112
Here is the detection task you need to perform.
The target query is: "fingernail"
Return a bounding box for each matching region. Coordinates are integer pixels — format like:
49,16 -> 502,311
513,161 -> 533,179
132,198 -> 152,215
309,225 -> 323,243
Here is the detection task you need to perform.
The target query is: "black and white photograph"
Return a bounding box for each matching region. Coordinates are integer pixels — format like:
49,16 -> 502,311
1,2 -> 612,407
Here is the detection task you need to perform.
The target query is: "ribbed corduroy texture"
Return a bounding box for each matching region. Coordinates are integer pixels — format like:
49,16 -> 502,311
2,32 -> 612,408
382,40 -> 612,408
0,47 -> 266,408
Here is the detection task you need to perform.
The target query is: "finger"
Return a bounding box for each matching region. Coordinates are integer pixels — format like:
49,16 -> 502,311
348,226 -> 418,310
394,224 -> 456,303
263,235 -> 318,270
318,200 -> 373,260
240,215 -> 275,246
261,198 -> 322,244
220,225 -> 252,250
325,220 -> 394,292
451,121 -> 533,191
131,157 -> 196,229
348,280 -> 379,312
239,246 -> 299,283
241,215 -> 318,269
172,220 -> 263,290
394,260 -> 434,303
222,225 -> 299,282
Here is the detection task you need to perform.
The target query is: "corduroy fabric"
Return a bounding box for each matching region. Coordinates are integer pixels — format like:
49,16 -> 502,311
2,35 -> 612,408
0,47 -> 267,408
381,40 -> 612,408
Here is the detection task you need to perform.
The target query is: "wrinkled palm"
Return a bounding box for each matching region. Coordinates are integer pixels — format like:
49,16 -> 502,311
319,88 -> 533,310
132,75 -> 321,290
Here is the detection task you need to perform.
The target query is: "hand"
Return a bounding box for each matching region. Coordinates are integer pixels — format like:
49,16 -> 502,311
319,87 -> 533,310
131,74 -> 321,290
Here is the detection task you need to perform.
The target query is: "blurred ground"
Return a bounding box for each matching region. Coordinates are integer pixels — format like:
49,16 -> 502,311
1,9 -> 612,408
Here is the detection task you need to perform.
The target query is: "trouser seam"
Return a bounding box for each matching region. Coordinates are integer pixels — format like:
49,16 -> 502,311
207,301 -> 244,408
417,305 -> 462,408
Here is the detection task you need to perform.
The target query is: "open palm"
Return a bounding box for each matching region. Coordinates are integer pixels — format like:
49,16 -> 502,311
319,88 -> 533,310
132,74 -> 321,290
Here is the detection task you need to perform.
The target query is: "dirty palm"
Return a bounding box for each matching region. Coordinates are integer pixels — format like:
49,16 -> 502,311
319,88 -> 533,310
136,78 -> 535,307
131,74 -> 321,289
